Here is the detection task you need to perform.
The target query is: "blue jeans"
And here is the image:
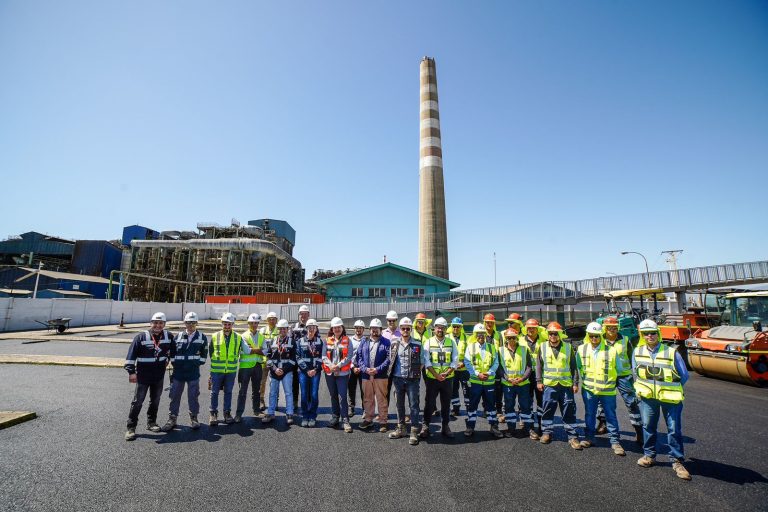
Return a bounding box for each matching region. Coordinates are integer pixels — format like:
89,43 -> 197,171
210,372 -> 237,413
541,385 -> 579,439
583,390 -> 620,444
325,374 -> 349,420
298,371 -> 321,420
393,376 -> 421,428
502,383 -> 532,427
639,398 -> 684,461
597,374 -> 642,426
466,382 -> 497,428
268,373 -> 295,416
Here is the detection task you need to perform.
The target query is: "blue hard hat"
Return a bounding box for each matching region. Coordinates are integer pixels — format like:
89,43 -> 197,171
451,317 -> 463,325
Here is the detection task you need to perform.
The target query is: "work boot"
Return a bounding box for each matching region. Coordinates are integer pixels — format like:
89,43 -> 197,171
379,423 -> 389,433
301,420 -> 308,428
529,428 -> 540,441
490,425 -> 504,438
442,425 -> 454,438
234,414 -> 242,423
408,427 -> 420,445
388,424 -> 406,439
349,405 -> 356,418
418,424 -> 430,439
464,427 -> 475,437
286,416 -> 294,426
637,456 -> 655,468
405,415 -> 411,424
497,413 -> 506,424
189,414 -> 200,430
504,425 -> 516,438
307,419 -> 316,427
223,412 -> 234,425
261,414 -> 274,424
580,439 -> 593,448
125,428 -> 136,441
596,419 -> 607,435
672,461 -> 692,481
539,433 -> 552,444
634,425 -> 644,445
209,412 -> 218,426
328,415 -> 340,428
160,415 -> 177,432
343,420 -> 353,433
147,422 -> 161,433
612,443 -> 626,456
451,407 -> 459,419
568,438 -> 583,450
360,420 -> 373,430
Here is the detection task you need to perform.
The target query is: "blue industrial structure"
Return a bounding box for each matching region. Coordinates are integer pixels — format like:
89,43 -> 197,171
71,240 -> 123,278
248,219 -> 296,251
0,232 -> 74,268
121,225 -> 159,246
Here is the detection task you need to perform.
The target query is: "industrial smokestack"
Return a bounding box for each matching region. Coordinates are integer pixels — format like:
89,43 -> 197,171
418,56 -> 449,279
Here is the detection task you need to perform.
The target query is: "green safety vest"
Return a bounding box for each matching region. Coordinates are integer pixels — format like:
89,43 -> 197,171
578,339 -> 617,396
424,336 -> 455,378
541,342 -> 573,387
449,331 -> 469,372
240,329 -> 265,368
499,344 -> 530,387
412,327 -> 431,343
259,326 -> 280,366
210,331 -> 242,374
604,335 -> 632,377
634,345 -> 684,404
466,342 -> 497,386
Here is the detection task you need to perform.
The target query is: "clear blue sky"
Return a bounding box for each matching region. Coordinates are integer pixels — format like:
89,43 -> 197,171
1,1 -> 766,288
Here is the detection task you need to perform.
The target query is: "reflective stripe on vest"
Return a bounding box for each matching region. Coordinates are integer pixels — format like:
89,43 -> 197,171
467,343 -> 496,385
499,344 -> 530,386
425,336 -> 454,378
605,336 -> 632,376
240,330 -> 265,368
210,331 -> 241,374
323,336 -> 351,373
541,342 -> 573,387
579,341 -> 617,395
634,345 -> 684,403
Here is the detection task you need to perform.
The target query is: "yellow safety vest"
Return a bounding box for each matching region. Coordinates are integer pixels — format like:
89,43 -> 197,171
578,340 -> 617,395
259,326 -> 279,366
634,345 -> 684,404
240,329 -> 265,368
210,331 -> 242,374
541,342 -> 573,387
466,342 -> 497,386
499,344 -> 530,387
604,335 -> 632,377
424,336 -> 455,378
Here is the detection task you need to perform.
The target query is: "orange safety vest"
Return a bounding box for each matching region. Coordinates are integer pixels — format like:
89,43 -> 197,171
323,335 -> 352,373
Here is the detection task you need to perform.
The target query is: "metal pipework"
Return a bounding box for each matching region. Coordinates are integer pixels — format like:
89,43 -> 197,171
131,238 -> 301,269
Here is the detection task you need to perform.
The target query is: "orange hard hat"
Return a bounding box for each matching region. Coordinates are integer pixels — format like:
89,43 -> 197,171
483,313 -> 496,323
415,313 -> 427,321
546,321 -> 563,332
504,327 -> 519,338
507,313 -> 522,322
525,319 -> 539,328
603,316 -> 619,326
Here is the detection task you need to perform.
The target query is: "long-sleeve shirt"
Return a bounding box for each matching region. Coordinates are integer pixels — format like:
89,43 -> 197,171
349,335 -> 366,368
125,330 -> 175,384
296,335 -> 325,374
535,342 -> 580,386
171,330 -> 208,381
266,336 -> 297,379
631,343 -> 689,385
382,327 -> 402,342
464,342 -> 499,378
422,336 -> 459,371
322,336 -> 354,376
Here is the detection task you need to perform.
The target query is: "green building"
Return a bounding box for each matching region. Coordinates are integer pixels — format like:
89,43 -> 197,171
317,262 -> 460,301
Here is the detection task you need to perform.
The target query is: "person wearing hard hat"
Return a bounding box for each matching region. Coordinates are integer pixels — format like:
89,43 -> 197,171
263,319 -> 297,425
355,318 -> 391,433
421,317 -> 458,439
577,322 -> 625,456
296,319 -> 324,427
464,324 -> 503,438
448,317 -> 470,418
387,317 -> 423,445
596,316 -> 643,444
506,313 -> 524,334
124,312 -> 175,441
258,312 -> 279,411
413,313 -> 431,342
498,327 -> 533,438
235,313 -> 266,423
633,319 -> 691,480
323,317 -> 354,433
161,312 -> 208,432
348,319 -> 367,418
524,318 -> 546,438
290,305 -> 311,418
536,322 -> 583,449
482,313 -> 506,424
382,310 -> 401,403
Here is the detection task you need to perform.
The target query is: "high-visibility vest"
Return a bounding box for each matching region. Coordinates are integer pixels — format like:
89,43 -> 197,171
578,340 -> 617,395
323,335 -> 352,374
499,344 -> 530,387
449,331 -> 469,371
466,342 -> 497,386
634,345 -> 684,404
210,331 -> 242,374
259,326 -> 279,366
541,342 -> 573,387
486,329 -> 502,349
424,336 -> 455,378
240,329 -> 265,368
412,328 -> 431,343
604,335 -> 632,377
524,335 -> 544,358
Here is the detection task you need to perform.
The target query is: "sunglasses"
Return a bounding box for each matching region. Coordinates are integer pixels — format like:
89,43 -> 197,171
643,332 -> 658,336
548,332 -> 559,336
589,335 -> 600,339
401,327 -> 412,331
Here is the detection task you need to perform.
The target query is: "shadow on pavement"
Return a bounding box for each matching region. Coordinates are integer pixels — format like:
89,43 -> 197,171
685,458 -> 768,484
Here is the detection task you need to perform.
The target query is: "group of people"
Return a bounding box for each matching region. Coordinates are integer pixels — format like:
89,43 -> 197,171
124,307 -> 691,481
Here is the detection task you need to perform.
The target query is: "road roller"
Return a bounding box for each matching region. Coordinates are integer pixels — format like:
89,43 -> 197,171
685,291 -> 768,386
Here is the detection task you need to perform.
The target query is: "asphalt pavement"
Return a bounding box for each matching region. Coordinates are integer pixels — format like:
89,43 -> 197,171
0,338 -> 766,512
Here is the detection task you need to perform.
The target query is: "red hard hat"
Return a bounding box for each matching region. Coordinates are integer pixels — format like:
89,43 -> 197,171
415,313 -> 427,320
546,321 -> 563,332
483,313 -> 496,323
525,319 -> 540,328
507,313 -> 522,322
504,327 -> 519,337
603,316 -> 619,326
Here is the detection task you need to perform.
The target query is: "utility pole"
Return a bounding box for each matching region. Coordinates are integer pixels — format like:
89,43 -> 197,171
662,249 -> 684,291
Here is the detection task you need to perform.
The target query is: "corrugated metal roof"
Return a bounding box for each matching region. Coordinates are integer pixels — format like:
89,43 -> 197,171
42,289 -> 93,296
0,288 -> 31,295
14,268 -> 111,284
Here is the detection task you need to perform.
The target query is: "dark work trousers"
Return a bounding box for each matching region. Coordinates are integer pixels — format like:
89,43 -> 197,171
424,377 -> 453,427
292,367 -> 300,413
494,367 -> 504,413
451,370 -> 470,413
325,374 -> 350,421
528,382 -> 544,432
128,378 -> 164,428
348,371 -> 363,411
236,366 -> 263,417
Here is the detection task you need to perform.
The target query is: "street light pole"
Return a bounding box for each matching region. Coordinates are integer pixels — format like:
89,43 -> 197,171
621,251 -> 650,288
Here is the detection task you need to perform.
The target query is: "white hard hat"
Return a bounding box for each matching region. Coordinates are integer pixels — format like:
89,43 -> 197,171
276,319 -> 290,329
247,313 -> 262,323
369,318 -> 383,329
473,323 -> 485,334
330,317 -> 344,328
306,319 -> 318,327
221,312 -> 236,323
586,322 -> 602,335
399,317 -> 412,327
299,305 -> 310,313
433,317 -> 448,327
266,311 -> 278,319
639,319 -> 659,332
354,320 -> 365,328
184,312 -> 198,323
386,310 -> 398,321
151,312 -> 166,322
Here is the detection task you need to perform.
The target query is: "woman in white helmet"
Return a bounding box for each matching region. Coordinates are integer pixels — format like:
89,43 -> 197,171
263,319 -> 297,425
348,319 -> 367,417
322,317 -> 354,433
